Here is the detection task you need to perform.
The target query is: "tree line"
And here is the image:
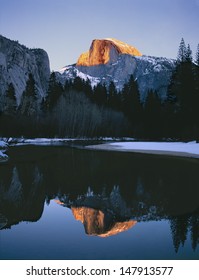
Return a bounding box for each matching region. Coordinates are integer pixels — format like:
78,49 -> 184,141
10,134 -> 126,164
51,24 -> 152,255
0,38 -> 199,140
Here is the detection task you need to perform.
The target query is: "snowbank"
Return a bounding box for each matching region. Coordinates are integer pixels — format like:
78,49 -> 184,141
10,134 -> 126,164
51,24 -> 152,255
0,140 -> 8,149
6,137 -> 133,146
0,141 -> 8,162
86,141 -> 199,159
0,151 -> 8,162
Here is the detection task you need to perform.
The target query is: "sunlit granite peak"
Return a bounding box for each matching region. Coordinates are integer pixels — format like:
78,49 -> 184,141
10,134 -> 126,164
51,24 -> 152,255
77,38 -> 142,66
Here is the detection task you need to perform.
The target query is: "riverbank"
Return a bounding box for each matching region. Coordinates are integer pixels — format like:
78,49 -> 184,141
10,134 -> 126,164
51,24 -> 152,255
1,138 -> 199,160
85,141 -> 199,159
0,141 -> 8,162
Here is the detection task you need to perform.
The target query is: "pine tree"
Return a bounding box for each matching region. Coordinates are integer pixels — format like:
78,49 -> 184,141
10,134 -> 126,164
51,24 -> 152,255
93,83 -> 107,106
44,72 -> 63,111
19,74 -> 38,116
73,76 -> 84,92
107,81 -> 119,109
168,41 -> 197,139
185,44 -> 192,63
121,75 -> 142,136
195,44 -> 199,66
143,90 -> 162,139
193,46 -> 199,139
122,75 -> 141,119
177,38 -> 187,63
4,83 -> 17,115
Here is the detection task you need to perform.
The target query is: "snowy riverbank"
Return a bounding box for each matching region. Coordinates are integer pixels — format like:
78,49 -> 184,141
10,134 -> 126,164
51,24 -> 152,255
1,138 -> 199,160
0,141 -> 8,162
2,137 -> 133,146
86,141 -> 199,159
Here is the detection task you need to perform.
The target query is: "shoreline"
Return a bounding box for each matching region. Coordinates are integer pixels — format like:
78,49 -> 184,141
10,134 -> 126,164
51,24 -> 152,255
1,138 -> 199,161
85,142 -> 199,160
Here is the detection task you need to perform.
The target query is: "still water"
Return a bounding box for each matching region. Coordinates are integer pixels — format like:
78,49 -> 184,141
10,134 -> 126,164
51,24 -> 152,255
0,145 -> 199,260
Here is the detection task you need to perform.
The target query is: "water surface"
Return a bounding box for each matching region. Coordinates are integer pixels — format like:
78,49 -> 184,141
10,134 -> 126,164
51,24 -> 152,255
0,145 -> 199,259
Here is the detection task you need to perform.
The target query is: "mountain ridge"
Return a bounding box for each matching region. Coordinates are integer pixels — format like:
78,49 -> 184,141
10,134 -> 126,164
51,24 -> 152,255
58,37 -> 175,100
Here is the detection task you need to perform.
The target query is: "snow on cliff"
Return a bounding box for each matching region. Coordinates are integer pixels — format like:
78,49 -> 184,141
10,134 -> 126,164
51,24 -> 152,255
57,38 -> 175,100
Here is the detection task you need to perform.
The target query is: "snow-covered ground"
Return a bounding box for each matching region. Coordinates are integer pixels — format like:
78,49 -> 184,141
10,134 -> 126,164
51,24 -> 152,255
86,141 -> 199,158
1,138 -> 199,160
4,137 -> 133,146
10,138 -> 74,146
0,141 -> 8,162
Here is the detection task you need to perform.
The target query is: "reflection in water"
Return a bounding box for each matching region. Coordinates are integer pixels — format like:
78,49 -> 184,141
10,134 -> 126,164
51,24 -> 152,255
0,145 -> 199,258
55,185 -> 137,237
0,213 -> 7,230
71,206 -> 136,237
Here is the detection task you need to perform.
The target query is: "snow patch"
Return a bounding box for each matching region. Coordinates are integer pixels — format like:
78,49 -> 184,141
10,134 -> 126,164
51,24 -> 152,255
0,140 -> 8,162
0,141 -> 8,149
109,141 -> 199,156
57,66 -> 100,88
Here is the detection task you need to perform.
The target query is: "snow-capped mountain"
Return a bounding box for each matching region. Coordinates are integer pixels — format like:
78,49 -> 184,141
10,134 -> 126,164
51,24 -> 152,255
0,35 -> 50,106
57,38 -> 176,100
0,35 -> 176,107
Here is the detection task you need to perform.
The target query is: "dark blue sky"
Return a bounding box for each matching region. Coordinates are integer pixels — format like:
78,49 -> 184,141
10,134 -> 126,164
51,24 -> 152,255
0,0 -> 199,70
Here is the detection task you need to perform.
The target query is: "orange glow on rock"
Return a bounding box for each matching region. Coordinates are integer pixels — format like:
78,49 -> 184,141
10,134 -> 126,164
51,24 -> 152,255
71,206 -> 137,237
77,38 -> 142,66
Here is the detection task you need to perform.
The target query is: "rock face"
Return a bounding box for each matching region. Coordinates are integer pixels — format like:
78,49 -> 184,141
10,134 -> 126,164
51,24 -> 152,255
72,206 -> 136,237
0,35 -> 50,106
77,38 -> 142,66
58,38 -> 176,100
134,55 -> 175,100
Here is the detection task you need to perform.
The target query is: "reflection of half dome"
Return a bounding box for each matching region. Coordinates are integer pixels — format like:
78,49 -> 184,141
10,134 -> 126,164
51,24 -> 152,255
71,206 -> 136,237
98,220 -> 137,238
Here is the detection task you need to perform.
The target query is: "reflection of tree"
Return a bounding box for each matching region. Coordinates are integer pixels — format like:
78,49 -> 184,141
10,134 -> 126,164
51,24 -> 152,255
190,214 -> 199,251
169,209 -> 199,252
170,216 -> 189,252
0,146 -> 199,253
0,165 -> 45,229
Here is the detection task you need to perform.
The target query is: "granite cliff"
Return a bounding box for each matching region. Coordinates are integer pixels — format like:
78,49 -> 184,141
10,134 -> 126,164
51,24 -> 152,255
77,38 -> 142,66
58,38 -> 175,100
0,35 -> 50,106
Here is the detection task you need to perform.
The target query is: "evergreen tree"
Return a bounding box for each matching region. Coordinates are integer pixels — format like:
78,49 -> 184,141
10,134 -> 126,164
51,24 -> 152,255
73,76 -> 84,92
93,83 -> 107,106
195,44 -> 199,66
121,75 -> 142,136
44,72 -> 63,111
168,40 -> 197,140
193,61 -> 199,139
185,44 -> 192,63
19,74 -> 38,116
177,38 -> 187,63
107,81 -> 120,110
82,79 -> 93,100
4,83 -> 17,115
143,90 -> 162,139
122,76 -> 141,119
